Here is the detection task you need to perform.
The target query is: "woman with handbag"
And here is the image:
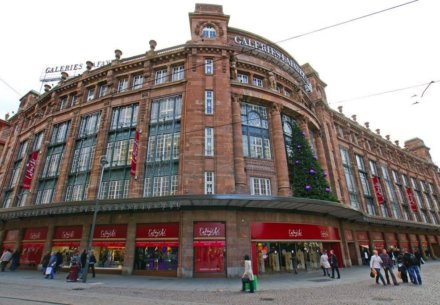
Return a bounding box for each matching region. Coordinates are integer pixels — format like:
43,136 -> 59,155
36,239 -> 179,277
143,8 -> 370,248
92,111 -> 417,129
45,252 -> 57,279
241,255 -> 255,293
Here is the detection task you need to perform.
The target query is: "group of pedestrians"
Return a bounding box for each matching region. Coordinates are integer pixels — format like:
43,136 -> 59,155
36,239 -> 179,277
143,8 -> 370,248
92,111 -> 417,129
319,249 -> 340,279
0,248 -> 20,272
370,248 -> 423,286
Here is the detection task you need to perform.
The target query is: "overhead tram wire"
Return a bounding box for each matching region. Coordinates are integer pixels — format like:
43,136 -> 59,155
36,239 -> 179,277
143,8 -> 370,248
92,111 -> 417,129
332,80 -> 440,105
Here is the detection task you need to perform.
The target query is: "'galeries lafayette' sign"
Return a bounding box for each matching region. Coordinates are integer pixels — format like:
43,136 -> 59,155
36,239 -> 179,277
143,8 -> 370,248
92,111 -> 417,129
251,223 -> 340,241
232,35 -> 312,92
136,223 -> 179,239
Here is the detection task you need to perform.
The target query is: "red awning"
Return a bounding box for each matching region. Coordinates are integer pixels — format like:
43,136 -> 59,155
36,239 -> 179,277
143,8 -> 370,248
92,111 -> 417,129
92,241 -> 125,247
193,240 -> 225,247
135,241 -> 179,247
52,241 -> 80,247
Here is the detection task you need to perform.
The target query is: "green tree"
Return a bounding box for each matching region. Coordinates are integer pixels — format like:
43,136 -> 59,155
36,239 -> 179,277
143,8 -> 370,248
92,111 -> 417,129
287,124 -> 338,201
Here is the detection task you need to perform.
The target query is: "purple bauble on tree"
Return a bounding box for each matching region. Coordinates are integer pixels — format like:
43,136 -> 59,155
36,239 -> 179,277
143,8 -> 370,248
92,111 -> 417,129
323,171 -> 328,177
296,144 -> 302,149
325,187 -> 330,193
309,169 -> 316,175
304,185 -> 311,191
295,160 -> 300,165
313,156 -> 318,161
301,131 -> 306,137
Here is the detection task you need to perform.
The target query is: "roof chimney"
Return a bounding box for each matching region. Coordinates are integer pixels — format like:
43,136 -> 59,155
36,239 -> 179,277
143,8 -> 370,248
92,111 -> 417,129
5,113 -> 10,120
364,122 -> 369,129
337,106 -> 343,113
86,61 -> 94,71
394,140 -> 399,146
44,84 -> 51,92
375,129 -> 381,135
115,49 -> 122,60
385,135 -> 390,141
61,72 -> 69,81
351,114 -> 357,122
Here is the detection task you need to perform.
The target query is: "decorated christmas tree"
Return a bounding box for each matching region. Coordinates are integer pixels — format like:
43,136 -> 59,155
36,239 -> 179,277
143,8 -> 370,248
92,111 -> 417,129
287,124 -> 338,202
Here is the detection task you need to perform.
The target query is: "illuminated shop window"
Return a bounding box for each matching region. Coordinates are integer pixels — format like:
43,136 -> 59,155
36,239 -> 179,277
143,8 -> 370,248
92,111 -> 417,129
202,25 -> 216,38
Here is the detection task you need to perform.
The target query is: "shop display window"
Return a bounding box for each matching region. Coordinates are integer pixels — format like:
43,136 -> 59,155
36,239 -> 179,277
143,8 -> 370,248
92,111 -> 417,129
50,246 -> 79,267
91,247 -> 125,268
194,245 -> 224,273
134,246 -> 178,271
19,244 -> 44,266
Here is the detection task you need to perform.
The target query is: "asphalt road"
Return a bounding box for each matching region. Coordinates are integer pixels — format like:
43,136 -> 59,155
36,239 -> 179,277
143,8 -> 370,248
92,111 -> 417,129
0,263 -> 439,305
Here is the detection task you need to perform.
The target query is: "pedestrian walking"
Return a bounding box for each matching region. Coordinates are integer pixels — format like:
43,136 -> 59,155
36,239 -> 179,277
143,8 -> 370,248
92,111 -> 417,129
0,249 -> 12,272
291,251 -> 298,274
241,254 -> 255,293
66,251 -> 81,282
404,252 -> 422,285
397,251 -> 409,283
55,250 -> 63,273
45,252 -> 57,279
370,250 -> 386,285
319,250 -> 331,277
79,249 -> 87,279
9,249 -> 20,271
380,249 -> 398,285
329,249 -> 340,279
89,252 -> 97,278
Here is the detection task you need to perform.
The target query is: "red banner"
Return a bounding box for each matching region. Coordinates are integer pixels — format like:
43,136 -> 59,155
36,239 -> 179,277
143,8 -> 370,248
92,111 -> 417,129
136,223 -> 179,239
23,227 -> 48,242
22,151 -> 39,189
194,222 -> 225,239
406,187 -> 418,212
130,130 -> 140,176
53,226 -> 83,240
372,176 -> 384,205
251,223 -> 340,241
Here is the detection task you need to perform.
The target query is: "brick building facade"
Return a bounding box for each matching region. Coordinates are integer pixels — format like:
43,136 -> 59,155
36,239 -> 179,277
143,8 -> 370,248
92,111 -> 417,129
0,4 -> 439,278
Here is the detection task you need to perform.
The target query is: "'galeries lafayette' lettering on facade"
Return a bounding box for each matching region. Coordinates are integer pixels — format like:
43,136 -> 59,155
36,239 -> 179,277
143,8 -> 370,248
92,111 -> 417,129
100,229 -> 116,238
199,227 -> 221,237
233,35 -> 312,92
148,228 -> 167,238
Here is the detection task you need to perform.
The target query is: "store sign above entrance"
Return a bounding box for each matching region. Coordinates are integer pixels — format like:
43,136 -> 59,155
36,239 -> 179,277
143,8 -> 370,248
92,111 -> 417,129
232,35 -> 312,92
251,223 -> 340,241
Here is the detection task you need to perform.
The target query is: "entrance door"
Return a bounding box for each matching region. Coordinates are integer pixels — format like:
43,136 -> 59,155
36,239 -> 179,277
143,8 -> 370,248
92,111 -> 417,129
347,242 -> 358,266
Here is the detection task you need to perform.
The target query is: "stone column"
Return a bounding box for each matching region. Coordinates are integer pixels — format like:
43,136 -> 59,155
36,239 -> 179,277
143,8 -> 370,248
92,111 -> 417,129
231,95 -> 247,193
270,104 -> 291,196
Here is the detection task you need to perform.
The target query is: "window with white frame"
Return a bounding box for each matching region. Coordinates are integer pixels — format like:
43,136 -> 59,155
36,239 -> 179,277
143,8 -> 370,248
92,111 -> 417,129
171,65 -> 184,81
253,77 -> 263,87
241,102 -> 271,160
355,154 -> 375,215
205,127 -> 214,156
205,59 -> 214,75
205,90 -> 214,114
202,25 -> 216,38
110,104 -> 139,130
59,96 -> 67,110
70,95 -> 78,107
132,75 -> 144,90
204,172 -> 214,194
86,88 -> 95,101
117,78 -> 129,92
237,74 -> 248,84
98,84 -> 108,97
341,147 -> 360,209
155,69 -> 168,85
250,177 -> 271,196
33,131 -> 45,151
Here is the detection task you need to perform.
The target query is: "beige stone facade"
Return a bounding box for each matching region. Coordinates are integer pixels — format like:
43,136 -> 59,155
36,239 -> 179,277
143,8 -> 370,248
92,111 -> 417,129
0,4 -> 439,278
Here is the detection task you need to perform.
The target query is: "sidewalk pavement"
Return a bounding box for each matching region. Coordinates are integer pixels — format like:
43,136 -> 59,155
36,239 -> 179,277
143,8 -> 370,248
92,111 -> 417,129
1,262 -> 436,292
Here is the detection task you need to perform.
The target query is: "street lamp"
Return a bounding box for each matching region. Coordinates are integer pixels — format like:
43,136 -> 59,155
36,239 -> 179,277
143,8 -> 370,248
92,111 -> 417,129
83,155 -> 108,283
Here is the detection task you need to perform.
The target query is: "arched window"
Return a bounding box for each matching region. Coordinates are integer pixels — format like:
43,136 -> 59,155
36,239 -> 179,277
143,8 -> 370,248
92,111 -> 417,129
202,25 -> 216,38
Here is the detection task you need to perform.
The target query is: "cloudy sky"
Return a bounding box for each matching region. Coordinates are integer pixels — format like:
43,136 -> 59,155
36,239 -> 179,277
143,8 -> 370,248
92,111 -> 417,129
1,0 -> 439,164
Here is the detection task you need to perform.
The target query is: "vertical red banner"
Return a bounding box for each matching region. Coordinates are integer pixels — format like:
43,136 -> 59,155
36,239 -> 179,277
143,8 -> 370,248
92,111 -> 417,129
406,187 -> 418,212
22,151 -> 39,189
130,130 -> 139,176
371,176 -> 384,205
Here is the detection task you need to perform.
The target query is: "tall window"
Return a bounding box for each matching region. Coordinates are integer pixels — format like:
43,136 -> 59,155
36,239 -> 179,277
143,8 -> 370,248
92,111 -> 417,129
204,172 -> 214,194
381,165 -> 401,219
59,96 -> 67,110
202,25 -> 216,38
155,69 -> 168,85
171,65 -> 184,81
99,84 -> 108,97
205,90 -> 214,114
205,128 -> 214,156
66,112 -> 100,201
70,94 -> 78,107
204,59 -> 214,75
355,154 -> 375,215
282,115 -> 295,163
250,177 -> 271,196
86,88 -> 95,101
110,104 -> 139,130
241,102 -> 271,160
392,170 -> 411,220
118,78 -> 129,92
144,96 -> 181,197
253,77 -> 263,87
309,129 -> 317,157
132,75 -> 144,90
340,148 -> 360,209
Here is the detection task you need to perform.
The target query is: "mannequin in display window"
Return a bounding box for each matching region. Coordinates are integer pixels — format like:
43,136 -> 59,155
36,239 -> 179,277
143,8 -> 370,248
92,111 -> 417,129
258,250 -> 265,273
272,250 -> 280,272
283,250 -> 293,272
296,249 -> 305,270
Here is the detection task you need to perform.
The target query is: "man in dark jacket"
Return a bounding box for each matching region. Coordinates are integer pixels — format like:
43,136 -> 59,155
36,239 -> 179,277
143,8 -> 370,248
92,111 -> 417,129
329,250 -> 340,279
380,249 -> 399,285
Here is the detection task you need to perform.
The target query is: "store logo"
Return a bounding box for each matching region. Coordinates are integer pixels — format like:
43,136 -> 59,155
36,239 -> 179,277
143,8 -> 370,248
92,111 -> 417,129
148,228 -> 166,238
62,231 -> 75,239
199,227 -> 220,237
29,232 -> 41,240
320,230 -> 329,238
288,229 -> 303,238
100,229 -> 116,238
